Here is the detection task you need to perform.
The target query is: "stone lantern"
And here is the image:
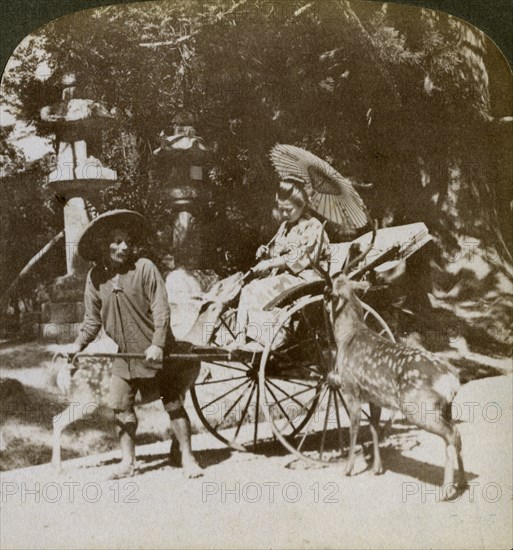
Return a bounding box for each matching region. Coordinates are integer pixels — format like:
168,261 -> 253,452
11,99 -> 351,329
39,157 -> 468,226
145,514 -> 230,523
152,111 -> 213,267
37,74 -> 117,342
40,73 -> 117,276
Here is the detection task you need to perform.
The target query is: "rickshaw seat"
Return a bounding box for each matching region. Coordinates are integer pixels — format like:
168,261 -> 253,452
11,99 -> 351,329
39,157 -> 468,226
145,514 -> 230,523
262,222 -> 431,311
329,222 -> 432,275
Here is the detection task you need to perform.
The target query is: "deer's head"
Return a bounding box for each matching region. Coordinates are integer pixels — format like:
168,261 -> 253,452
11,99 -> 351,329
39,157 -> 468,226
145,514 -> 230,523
331,274 -> 370,322
309,220 -> 377,314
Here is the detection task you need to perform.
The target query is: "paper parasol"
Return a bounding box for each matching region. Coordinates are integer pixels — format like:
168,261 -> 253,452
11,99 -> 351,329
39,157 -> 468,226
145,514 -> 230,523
270,144 -> 369,232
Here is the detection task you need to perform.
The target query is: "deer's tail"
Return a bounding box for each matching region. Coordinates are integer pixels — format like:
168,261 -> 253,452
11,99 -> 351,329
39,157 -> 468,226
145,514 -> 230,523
432,371 -> 460,405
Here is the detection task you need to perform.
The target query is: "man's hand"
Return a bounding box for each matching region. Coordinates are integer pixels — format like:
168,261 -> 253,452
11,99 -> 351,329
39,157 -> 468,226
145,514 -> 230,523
145,344 -> 164,363
62,342 -> 83,362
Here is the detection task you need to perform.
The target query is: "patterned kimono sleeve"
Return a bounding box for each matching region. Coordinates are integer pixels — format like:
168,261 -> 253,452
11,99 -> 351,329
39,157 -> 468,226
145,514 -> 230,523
75,270 -> 102,348
284,217 -> 330,275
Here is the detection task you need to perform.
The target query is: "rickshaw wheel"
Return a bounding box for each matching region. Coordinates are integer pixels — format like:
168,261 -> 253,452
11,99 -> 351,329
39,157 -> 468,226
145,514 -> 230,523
190,307 -> 268,451
259,294 -> 395,465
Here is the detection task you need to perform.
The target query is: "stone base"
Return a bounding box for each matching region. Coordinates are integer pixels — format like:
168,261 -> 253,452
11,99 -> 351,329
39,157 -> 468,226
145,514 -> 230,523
19,311 -> 42,341
37,322 -> 81,344
37,275 -> 86,343
0,316 -> 21,339
48,275 -> 86,303
42,302 -> 85,323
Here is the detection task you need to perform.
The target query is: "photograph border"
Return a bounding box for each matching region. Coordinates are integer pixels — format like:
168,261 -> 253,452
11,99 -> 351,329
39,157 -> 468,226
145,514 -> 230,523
1,0 -> 512,76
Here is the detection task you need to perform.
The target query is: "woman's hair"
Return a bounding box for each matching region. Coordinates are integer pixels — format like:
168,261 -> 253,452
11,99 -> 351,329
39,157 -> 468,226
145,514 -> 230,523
276,177 -> 309,209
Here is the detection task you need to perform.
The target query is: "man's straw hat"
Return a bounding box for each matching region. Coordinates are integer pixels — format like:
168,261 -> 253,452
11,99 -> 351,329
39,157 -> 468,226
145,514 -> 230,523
77,209 -> 147,261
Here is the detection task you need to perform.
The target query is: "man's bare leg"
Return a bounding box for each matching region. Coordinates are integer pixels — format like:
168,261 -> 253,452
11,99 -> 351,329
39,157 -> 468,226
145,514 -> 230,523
168,407 -> 202,478
110,410 -> 137,479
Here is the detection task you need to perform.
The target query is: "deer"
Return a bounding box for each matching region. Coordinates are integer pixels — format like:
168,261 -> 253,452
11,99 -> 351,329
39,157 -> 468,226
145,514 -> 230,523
313,222 -> 467,501
51,272 -> 243,471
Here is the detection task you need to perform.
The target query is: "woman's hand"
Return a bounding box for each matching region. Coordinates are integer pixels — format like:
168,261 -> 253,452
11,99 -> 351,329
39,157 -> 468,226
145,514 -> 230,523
251,260 -> 273,277
255,245 -> 269,260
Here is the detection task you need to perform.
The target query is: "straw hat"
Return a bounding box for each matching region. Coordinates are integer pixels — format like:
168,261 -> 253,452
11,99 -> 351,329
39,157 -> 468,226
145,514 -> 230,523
77,209 -> 147,261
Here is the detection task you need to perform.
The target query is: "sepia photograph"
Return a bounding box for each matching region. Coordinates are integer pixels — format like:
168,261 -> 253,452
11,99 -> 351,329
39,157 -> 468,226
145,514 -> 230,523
0,0 -> 512,548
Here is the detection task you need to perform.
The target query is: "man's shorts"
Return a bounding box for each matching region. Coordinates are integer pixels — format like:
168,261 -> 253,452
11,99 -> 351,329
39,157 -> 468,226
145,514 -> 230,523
107,361 -> 201,413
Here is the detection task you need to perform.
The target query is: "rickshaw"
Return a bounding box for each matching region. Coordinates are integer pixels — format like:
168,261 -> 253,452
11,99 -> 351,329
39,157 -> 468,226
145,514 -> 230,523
187,220 -> 431,464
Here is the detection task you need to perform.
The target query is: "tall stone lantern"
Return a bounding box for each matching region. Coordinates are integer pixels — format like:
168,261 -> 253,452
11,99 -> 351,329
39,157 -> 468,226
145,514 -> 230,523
41,74 -> 117,276
152,111 -> 213,267
37,74 -> 117,342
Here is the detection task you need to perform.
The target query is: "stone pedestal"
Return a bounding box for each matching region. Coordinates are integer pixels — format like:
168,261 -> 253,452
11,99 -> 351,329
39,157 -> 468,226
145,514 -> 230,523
63,197 -> 91,275
37,274 -> 87,343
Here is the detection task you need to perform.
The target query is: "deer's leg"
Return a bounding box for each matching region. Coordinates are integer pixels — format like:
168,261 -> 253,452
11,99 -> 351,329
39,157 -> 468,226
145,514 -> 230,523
169,434 -> 181,467
443,402 -> 467,490
440,426 -> 459,501
52,400 -> 96,471
379,412 -> 395,442
52,406 -> 71,471
369,403 -> 383,475
402,393 -> 463,500
452,425 -> 466,489
343,393 -> 362,476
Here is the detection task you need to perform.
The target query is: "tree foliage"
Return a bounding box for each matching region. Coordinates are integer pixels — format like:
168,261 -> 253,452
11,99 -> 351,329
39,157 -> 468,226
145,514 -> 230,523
0,130 -> 63,305
1,0 -> 512,284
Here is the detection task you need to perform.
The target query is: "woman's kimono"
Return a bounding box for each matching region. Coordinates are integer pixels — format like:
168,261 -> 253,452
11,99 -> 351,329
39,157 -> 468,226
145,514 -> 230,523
237,213 -> 330,345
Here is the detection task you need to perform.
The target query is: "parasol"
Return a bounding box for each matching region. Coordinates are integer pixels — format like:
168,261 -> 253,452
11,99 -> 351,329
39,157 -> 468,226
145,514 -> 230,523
270,144 -> 369,233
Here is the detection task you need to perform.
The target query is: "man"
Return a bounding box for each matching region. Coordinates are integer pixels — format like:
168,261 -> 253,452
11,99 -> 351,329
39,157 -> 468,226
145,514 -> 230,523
67,209 -> 202,478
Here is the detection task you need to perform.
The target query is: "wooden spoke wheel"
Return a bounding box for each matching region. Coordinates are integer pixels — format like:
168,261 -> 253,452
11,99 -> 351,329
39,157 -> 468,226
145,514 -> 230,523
190,308 -> 268,451
259,294 -> 395,464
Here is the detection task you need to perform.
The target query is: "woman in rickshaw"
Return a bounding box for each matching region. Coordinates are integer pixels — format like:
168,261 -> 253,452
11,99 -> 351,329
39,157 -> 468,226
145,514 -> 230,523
232,175 -> 330,349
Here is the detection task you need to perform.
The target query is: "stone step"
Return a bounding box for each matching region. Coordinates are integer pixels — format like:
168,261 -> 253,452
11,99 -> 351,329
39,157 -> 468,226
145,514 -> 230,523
53,274 -> 87,288
48,285 -> 85,303
0,316 -> 20,338
37,323 -> 81,344
19,312 -> 42,341
19,311 -> 41,323
41,302 -> 84,323
48,275 -> 86,303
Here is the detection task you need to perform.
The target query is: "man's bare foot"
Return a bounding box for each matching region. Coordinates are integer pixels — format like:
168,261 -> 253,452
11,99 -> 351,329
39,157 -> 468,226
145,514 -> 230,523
108,461 -> 136,480
182,457 -> 203,478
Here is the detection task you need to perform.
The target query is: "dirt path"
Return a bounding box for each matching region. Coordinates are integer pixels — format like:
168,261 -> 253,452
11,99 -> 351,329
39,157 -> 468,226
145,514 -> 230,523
1,374 -> 512,550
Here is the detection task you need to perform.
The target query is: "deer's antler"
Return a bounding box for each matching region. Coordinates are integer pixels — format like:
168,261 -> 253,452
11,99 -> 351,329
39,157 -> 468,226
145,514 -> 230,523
307,222 -> 332,292
342,219 -> 377,277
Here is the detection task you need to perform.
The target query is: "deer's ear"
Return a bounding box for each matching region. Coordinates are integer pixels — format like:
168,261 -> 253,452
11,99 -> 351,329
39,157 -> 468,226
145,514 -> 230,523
351,280 -> 371,292
332,274 -> 349,296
